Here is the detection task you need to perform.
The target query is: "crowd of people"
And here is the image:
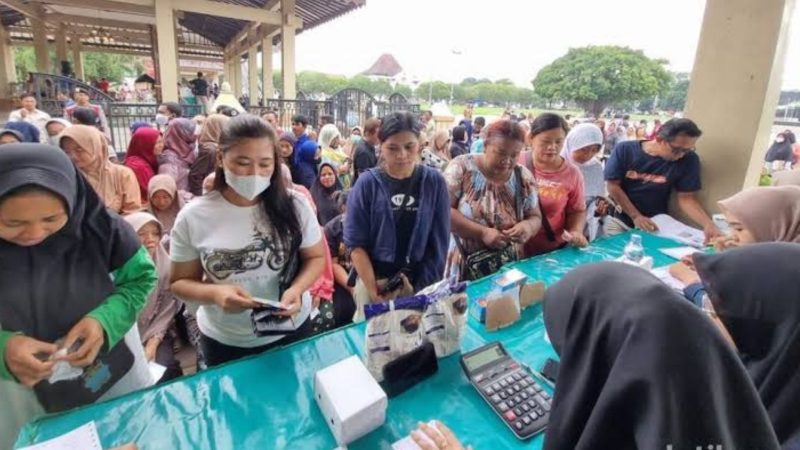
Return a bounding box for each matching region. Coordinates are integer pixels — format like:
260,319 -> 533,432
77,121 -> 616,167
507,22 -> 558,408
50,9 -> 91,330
1,92 -> 799,450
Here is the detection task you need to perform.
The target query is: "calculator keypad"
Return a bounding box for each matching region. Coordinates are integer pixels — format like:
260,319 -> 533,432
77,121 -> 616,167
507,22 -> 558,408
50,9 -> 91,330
476,368 -> 551,439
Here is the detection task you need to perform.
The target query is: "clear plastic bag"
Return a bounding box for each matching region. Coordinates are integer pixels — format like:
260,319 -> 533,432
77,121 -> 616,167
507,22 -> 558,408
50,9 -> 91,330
364,296 -> 427,381
419,280 -> 468,358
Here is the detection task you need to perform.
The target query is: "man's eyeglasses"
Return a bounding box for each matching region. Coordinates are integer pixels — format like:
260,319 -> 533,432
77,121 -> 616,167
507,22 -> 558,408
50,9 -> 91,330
667,142 -> 695,155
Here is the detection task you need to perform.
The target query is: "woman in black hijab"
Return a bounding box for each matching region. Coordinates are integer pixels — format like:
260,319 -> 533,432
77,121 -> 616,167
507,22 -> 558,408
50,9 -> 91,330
0,144 -> 157,445
542,262 -> 780,450
694,243 -> 800,449
311,161 -> 343,226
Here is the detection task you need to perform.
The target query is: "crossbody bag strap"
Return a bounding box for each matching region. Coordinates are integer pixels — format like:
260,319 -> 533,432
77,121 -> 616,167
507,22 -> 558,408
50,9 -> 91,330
526,151 -> 556,242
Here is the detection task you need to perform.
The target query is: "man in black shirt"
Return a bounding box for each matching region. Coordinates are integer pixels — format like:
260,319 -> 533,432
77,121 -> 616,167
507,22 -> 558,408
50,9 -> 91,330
190,71 -> 210,114
352,117 -> 381,184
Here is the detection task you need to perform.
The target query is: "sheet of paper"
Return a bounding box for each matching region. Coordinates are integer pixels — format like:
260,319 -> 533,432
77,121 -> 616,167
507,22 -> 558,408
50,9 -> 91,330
651,267 -> 686,292
651,214 -> 706,248
18,421 -> 102,450
659,246 -> 700,260
391,421 -> 442,450
148,362 -> 166,381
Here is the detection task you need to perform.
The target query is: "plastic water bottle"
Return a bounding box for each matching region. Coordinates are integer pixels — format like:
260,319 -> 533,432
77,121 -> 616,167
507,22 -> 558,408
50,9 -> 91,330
623,234 -> 645,264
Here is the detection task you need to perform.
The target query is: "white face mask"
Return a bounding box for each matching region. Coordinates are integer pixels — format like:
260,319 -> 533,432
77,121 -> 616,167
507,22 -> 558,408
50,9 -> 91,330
224,168 -> 271,201
776,136 -> 785,143
48,135 -> 60,146
155,113 -> 169,126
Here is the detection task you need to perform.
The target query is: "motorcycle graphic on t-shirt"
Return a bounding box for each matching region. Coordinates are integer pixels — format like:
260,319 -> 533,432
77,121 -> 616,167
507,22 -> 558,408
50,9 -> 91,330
202,228 -> 288,280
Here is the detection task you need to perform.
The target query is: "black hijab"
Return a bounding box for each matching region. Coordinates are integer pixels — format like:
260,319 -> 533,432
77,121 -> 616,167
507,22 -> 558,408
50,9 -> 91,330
765,133 -> 793,163
311,161 -> 343,226
0,144 -> 140,342
543,262 -> 779,450
695,243 -> 800,448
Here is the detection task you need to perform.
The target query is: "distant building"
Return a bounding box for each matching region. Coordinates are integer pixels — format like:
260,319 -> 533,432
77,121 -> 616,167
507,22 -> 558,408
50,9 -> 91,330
361,53 -> 410,86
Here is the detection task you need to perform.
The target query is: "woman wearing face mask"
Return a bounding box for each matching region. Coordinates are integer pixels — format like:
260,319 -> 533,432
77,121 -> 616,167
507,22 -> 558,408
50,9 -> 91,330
311,162 -> 343,226
188,114 -> 228,196
0,146 -> 156,449
445,120 -> 542,281
158,118 -> 198,192
44,118 -> 71,146
344,112 -> 450,322
60,125 -> 141,215
542,262 -> 780,450
170,114 -> 326,367
561,123 -> 606,241
124,127 -> 164,203
519,114 -> 587,256
123,212 -> 182,383
319,124 -> 352,189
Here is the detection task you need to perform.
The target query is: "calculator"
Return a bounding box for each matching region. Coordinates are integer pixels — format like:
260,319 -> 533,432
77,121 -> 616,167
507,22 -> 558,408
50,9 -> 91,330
460,342 -> 552,440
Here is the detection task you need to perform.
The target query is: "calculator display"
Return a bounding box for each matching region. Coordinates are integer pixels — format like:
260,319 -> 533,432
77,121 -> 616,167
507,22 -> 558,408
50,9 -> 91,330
464,345 -> 505,372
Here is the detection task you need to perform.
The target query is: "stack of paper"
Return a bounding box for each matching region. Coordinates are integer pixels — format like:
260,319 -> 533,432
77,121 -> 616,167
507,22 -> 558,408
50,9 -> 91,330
659,246 -> 700,260
651,267 -> 686,292
18,422 -> 102,450
651,215 -> 705,248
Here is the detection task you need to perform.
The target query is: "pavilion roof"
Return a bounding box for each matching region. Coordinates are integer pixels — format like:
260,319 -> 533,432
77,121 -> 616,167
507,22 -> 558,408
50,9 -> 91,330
0,0 -> 363,50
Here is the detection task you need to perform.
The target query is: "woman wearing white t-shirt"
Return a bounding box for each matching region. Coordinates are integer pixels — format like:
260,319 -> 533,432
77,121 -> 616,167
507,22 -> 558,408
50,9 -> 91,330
170,115 -> 325,367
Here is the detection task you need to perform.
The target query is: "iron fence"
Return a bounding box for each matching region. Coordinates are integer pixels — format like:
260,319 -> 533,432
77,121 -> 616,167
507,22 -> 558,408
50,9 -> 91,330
106,103 -> 205,151
248,98 -> 334,133
21,75 -> 420,150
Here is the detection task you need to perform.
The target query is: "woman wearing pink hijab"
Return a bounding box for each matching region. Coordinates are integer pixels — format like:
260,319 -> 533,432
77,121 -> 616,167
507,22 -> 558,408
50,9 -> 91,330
158,118 -> 197,191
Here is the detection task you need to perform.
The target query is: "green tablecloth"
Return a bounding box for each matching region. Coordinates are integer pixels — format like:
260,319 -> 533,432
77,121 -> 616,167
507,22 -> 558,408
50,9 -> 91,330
15,232 -> 683,450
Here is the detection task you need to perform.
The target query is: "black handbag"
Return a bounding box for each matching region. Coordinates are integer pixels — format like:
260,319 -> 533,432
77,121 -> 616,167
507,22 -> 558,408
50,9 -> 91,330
251,233 -> 303,337
381,340 -> 439,398
34,339 -> 135,413
456,166 -> 524,281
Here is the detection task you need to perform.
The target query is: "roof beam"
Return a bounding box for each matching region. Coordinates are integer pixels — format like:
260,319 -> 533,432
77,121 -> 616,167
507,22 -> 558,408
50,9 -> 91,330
223,0 -> 290,54
0,0 -> 46,21
47,13 -> 152,30
27,0 -> 153,15
171,0 -> 299,27
68,25 -> 150,39
225,23 -> 279,58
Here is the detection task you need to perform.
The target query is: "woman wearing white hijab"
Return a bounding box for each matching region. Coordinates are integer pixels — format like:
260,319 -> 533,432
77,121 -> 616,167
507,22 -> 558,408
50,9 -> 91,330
561,123 -> 605,240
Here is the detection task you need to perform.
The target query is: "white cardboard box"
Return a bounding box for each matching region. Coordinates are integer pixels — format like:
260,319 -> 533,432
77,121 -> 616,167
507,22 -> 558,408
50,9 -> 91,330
314,355 -> 388,446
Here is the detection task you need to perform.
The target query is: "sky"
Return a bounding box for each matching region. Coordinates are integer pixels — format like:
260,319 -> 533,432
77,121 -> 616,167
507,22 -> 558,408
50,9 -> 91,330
285,0 -> 800,90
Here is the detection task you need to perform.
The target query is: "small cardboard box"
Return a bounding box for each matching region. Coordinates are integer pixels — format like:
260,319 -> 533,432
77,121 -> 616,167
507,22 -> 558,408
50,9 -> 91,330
314,355 -> 388,446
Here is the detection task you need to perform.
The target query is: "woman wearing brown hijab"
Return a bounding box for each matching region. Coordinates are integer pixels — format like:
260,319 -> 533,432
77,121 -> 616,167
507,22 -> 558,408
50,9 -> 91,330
670,185 -> 800,298
716,185 -> 800,247
59,125 -> 141,215
188,114 -> 228,196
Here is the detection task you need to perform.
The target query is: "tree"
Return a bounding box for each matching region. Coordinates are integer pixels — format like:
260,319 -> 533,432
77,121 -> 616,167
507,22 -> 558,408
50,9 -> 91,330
415,81 -> 452,102
532,45 -> 672,117
393,84 -> 413,98
14,48 -> 140,83
297,71 -> 348,95
82,53 -> 138,82
660,72 -> 690,112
